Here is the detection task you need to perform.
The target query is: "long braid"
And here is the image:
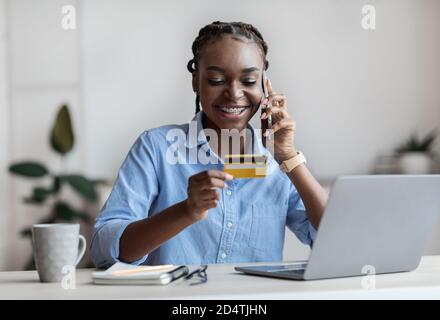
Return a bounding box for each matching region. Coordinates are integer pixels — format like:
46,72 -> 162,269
187,21 -> 269,114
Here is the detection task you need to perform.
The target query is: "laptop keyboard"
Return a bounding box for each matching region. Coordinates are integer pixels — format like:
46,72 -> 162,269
275,269 -> 305,275
270,263 -> 307,275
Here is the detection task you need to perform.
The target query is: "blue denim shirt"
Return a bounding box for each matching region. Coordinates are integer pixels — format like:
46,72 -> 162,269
91,111 -> 316,268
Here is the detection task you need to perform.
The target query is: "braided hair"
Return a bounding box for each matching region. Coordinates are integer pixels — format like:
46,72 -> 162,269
187,21 -> 269,114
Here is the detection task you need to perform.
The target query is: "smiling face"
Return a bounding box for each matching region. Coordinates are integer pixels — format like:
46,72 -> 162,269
193,35 -> 265,132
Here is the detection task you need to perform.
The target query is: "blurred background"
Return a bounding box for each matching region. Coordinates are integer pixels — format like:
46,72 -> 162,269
0,0 -> 439,271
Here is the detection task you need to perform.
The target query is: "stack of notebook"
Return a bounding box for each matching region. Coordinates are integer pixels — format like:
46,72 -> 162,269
92,262 -> 189,285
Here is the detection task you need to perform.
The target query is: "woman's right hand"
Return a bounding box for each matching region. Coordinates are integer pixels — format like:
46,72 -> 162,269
185,170 -> 233,221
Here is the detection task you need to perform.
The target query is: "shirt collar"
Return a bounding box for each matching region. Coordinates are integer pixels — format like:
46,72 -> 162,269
184,111 -> 209,148
184,111 -> 271,158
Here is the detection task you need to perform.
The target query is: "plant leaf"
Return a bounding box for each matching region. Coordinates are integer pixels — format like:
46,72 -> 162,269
420,130 -> 437,151
9,162 -> 49,178
91,179 -> 106,185
61,175 -> 97,201
23,187 -> 53,204
75,212 -> 92,223
396,130 -> 438,153
34,187 -> 52,198
52,176 -> 62,194
50,104 -> 75,155
54,202 -> 76,221
54,202 -> 91,222
20,228 -> 32,238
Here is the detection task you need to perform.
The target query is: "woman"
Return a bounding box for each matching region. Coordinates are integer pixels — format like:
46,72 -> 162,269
91,21 -> 328,268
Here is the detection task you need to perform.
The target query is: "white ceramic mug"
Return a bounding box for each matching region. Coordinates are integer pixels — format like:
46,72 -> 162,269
32,223 -> 86,283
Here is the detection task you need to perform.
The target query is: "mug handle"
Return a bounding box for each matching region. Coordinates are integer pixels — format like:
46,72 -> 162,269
75,235 -> 87,266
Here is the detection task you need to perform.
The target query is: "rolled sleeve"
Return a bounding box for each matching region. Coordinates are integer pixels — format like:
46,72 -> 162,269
90,131 -> 159,268
91,220 -> 148,268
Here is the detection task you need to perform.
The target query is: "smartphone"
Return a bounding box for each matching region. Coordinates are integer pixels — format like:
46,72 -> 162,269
261,71 -> 272,139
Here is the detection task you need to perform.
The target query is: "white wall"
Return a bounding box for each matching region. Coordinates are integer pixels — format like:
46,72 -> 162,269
80,0 -> 440,261
1,0 -> 440,269
0,0 -> 11,270
81,0 -> 440,179
3,0 -> 83,270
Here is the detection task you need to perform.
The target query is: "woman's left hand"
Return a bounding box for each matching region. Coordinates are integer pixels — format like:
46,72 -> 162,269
261,79 -> 297,164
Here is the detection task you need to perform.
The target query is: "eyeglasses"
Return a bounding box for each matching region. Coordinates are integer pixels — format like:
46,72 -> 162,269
184,265 -> 208,286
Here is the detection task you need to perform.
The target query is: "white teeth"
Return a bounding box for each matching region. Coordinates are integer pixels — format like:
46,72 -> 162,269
219,107 -> 246,114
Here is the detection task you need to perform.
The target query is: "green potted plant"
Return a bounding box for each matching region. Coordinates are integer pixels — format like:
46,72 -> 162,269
8,104 -> 104,270
396,130 -> 438,174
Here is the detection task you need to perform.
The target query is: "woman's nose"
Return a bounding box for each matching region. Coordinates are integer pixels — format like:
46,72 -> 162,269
223,81 -> 244,100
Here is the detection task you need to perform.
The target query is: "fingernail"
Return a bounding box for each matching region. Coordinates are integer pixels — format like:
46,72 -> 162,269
260,113 -> 266,119
263,131 -> 270,137
225,174 -> 234,180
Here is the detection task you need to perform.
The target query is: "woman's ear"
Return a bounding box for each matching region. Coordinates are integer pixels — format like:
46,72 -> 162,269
192,73 -> 199,93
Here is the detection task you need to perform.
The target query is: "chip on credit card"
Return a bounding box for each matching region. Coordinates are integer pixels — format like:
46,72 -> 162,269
223,154 -> 267,179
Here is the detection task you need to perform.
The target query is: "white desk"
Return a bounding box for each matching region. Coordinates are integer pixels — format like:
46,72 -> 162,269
1,256 -> 440,300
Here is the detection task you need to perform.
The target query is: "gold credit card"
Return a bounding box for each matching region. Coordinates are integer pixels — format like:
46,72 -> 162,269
223,154 -> 267,179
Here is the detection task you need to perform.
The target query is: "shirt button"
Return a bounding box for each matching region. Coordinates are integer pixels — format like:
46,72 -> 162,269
227,221 -> 233,228
226,190 -> 232,196
221,252 -> 227,259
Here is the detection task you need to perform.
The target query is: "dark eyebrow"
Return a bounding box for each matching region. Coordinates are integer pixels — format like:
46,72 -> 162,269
242,67 -> 260,73
206,66 -> 225,73
206,66 -> 260,73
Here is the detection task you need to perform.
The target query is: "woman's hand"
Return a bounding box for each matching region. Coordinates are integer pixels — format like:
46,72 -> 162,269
260,79 -> 297,163
184,170 -> 233,221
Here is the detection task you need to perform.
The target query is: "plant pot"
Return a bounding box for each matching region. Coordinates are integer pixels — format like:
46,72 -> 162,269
398,152 -> 433,174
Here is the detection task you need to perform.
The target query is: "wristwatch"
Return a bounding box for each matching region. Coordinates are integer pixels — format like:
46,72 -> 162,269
279,151 -> 306,173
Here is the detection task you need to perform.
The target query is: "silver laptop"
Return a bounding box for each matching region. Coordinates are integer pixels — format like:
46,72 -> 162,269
235,175 -> 440,280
